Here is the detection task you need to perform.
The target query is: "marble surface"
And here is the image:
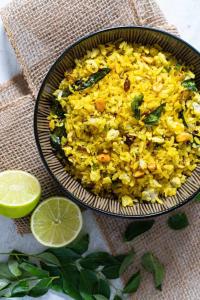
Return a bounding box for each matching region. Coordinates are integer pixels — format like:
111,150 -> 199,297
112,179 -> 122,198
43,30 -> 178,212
0,0 -> 200,299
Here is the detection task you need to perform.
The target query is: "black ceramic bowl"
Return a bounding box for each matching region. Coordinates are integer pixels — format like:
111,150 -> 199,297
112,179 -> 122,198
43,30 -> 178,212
34,26 -> 200,218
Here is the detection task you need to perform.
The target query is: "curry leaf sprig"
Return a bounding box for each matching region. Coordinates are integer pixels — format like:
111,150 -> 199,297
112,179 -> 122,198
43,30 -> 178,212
0,234 -> 137,299
0,211 -> 195,299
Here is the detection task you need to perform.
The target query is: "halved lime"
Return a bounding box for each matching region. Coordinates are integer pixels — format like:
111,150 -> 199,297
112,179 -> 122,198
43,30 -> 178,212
0,170 -> 41,218
31,197 -> 82,247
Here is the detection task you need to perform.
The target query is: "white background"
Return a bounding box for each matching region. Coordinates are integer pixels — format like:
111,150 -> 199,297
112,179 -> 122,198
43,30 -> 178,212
0,0 -> 200,299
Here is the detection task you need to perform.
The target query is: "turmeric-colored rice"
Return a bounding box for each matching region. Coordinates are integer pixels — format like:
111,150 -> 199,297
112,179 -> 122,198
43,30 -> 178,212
48,42 -> 200,206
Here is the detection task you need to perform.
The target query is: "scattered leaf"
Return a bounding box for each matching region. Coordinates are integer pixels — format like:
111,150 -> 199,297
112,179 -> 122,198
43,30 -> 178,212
124,220 -> 155,241
68,234 -> 89,255
141,252 -> 164,290
194,193 -> 200,202
8,258 -> 22,277
119,251 -> 135,275
168,212 -> 189,230
123,270 -> 141,294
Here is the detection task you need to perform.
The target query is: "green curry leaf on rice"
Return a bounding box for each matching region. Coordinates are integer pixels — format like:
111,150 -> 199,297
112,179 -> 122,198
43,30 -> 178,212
131,93 -> 144,120
50,97 -> 65,118
182,79 -> 198,92
62,68 -> 111,97
178,109 -> 188,127
144,103 -> 166,125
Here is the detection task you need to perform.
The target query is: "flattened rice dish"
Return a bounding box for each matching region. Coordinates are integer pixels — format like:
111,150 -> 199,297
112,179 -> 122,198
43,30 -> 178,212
48,42 -> 200,206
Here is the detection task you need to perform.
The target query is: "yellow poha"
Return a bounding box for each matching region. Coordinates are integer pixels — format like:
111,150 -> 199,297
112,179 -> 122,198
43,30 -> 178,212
48,42 -> 200,206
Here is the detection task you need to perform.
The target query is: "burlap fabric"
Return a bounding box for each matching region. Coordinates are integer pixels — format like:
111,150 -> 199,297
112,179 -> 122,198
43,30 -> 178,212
0,0 -> 199,299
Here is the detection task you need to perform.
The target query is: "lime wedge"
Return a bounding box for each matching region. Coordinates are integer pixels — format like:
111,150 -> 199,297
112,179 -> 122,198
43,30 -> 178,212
0,170 -> 41,218
31,197 -> 82,247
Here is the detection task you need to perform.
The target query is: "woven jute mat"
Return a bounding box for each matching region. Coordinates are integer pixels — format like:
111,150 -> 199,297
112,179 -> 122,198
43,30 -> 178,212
0,0 -> 199,299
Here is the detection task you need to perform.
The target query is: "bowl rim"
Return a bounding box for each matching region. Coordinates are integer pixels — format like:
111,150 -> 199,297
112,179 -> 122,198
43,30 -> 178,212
34,25 -> 200,219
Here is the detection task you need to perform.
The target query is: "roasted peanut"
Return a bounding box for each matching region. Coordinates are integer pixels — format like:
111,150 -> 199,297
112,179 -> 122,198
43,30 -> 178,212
147,162 -> 157,172
97,154 -> 111,163
142,56 -> 153,64
134,170 -> 145,178
95,99 -> 106,112
176,133 -> 193,143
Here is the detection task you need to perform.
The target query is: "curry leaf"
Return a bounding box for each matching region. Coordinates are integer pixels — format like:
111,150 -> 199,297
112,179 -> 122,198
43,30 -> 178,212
74,68 -> 111,91
101,264 -> 120,279
19,262 -> 49,278
0,279 -> 10,291
182,79 -> 198,91
79,269 -> 98,296
81,293 -> 94,300
167,212 -> 189,230
68,234 -> 89,255
50,125 -> 66,152
178,110 -> 188,127
119,251 -> 135,275
36,252 -> 61,266
124,220 -> 155,241
41,264 -> 63,292
62,264 -> 82,300
101,254 -> 128,279
50,97 -> 65,118
11,280 -> 30,297
141,252 -> 164,290
131,94 -> 144,120
80,252 -> 115,270
95,278 -> 110,298
114,295 -> 122,300
194,193 -> 200,202
8,258 -> 22,277
123,270 -> 141,294
28,278 -> 53,297
94,295 -> 108,300
49,247 -> 80,265
144,103 -> 166,125
0,263 -> 15,280
62,68 -> 111,96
